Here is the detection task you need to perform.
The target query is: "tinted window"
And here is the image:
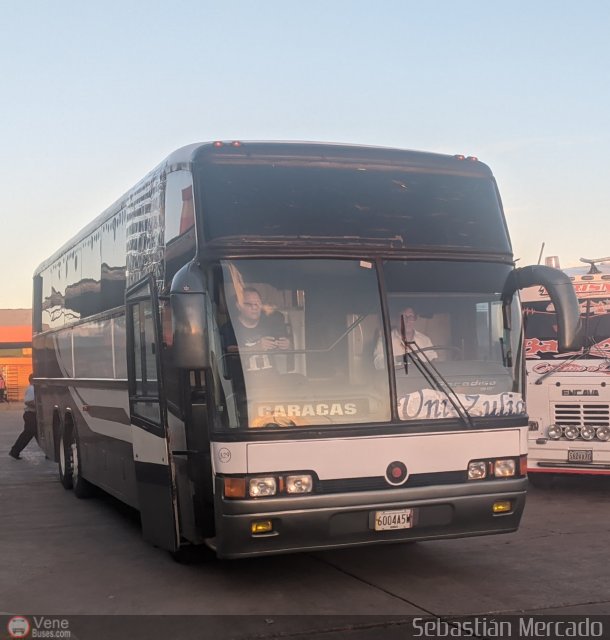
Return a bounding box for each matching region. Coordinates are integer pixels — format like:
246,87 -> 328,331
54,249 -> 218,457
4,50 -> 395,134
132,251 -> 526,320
197,162 -> 509,252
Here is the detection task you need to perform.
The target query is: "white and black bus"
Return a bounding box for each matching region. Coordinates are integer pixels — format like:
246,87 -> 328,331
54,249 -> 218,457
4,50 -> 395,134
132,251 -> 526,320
32,142 -> 580,558
523,257 -> 610,485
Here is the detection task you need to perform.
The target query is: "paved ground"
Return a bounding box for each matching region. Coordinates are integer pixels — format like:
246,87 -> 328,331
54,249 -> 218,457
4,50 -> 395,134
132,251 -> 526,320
2,404 -> 610,638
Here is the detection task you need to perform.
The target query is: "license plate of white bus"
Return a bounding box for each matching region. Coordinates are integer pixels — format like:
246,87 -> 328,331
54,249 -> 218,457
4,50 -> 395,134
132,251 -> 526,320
568,449 -> 593,463
373,509 -> 414,531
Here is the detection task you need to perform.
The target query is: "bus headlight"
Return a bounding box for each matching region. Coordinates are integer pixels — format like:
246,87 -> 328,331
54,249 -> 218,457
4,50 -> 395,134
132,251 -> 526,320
249,477 -> 277,497
468,461 -> 487,479
580,425 -> 596,441
596,426 -> 610,441
547,424 -> 562,439
494,459 -> 516,477
285,474 -> 313,494
563,425 -> 580,440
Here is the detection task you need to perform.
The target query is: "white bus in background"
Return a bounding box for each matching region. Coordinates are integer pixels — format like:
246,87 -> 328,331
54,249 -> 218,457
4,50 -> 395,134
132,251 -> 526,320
522,257 -> 610,487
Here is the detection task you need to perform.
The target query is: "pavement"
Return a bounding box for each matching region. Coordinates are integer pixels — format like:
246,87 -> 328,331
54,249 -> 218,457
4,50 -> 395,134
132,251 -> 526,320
3,407 -> 610,639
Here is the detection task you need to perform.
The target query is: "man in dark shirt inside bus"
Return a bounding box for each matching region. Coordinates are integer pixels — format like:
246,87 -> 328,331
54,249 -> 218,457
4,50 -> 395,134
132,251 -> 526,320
221,287 -> 290,374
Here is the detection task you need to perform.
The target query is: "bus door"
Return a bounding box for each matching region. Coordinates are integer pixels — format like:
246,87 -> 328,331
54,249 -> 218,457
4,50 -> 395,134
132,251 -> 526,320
126,276 -> 180,552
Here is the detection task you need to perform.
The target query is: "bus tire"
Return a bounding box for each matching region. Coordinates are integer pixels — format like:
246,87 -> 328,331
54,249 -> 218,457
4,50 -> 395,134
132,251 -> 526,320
58,429 -> 73,490
67,426 -> 94,499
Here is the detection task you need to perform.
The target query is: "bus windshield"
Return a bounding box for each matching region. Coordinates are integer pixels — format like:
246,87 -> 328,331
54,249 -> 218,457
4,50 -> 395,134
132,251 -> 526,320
210,259 -> 524,430
524,297 -> 610,359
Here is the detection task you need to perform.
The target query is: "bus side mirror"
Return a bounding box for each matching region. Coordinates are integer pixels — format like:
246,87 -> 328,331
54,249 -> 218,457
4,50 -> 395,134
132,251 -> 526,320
502,265 -> 582,353
170,263 -> 209,369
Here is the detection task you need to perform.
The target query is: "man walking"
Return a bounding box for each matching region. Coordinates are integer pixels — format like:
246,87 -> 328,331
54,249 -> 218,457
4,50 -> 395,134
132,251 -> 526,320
9,374 -> 37,460
0,371 -> 7,402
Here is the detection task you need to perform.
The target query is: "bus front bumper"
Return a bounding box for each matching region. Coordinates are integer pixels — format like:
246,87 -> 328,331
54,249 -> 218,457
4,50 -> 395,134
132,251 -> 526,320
211,478 -> 527,559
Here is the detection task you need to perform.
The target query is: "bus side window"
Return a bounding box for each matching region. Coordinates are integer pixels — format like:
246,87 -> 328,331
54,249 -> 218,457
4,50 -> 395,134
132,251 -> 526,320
164,170 -> 196,289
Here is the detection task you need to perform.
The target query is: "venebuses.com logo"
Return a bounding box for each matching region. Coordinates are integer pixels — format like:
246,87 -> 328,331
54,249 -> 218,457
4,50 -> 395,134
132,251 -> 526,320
7,616 -> 72,638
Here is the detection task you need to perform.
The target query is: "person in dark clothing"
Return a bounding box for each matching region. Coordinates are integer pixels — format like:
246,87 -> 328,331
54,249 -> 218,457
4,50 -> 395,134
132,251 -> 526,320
221,287 -> 290,374
220,288 -> 290,426
0,371 -> 7,402
9,374 -> 37,460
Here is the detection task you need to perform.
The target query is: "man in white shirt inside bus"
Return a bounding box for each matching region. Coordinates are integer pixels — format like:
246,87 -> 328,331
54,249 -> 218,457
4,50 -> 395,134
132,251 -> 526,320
374,306 -> 437,369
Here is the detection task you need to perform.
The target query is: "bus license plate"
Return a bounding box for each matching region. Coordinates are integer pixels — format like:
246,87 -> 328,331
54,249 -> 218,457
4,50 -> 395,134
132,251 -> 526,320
373,509 -> 413,531
568,449 -> 593,463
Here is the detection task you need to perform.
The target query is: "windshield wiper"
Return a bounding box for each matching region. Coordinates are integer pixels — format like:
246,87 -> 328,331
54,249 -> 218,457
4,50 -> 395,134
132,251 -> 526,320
534,345 -> 589,385
400,317 -> 474,429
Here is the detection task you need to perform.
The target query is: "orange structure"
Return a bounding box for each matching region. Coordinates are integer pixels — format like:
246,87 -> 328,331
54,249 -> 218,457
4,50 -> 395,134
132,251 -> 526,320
0,309 -> 33,402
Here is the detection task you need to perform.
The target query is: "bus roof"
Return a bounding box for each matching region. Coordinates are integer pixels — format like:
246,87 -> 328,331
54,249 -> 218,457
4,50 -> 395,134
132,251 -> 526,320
521,259 -> 610,302
33,141 -> 494,276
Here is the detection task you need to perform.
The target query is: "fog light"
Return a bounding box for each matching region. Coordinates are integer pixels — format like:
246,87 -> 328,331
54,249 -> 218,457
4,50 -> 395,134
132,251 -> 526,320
547,424 -> 562,439
494,459 -> 516,477
468,461 -> 487,479
493,501 -> 512,514
249,477 -> 277,497
564,425 -> 580,440
597,426 -> 610,441
251,520 -> 273,534
286,474 -> 313,494
581,425 -> 596,440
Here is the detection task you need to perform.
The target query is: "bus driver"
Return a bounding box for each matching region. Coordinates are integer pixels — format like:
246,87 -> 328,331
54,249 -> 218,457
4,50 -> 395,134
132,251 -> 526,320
221,287 -> 290,373
374,306 -> 437,369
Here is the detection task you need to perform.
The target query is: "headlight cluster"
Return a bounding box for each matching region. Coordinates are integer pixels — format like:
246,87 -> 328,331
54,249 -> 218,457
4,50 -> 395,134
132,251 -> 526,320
224,473 -> 314,499
547,424 -> 610,441
467,455 -> 526,480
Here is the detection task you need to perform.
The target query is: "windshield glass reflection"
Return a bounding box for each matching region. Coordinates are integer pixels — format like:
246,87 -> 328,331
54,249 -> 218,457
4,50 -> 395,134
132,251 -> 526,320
211,259 -> 390,429
209,259 -> 525,430
382,261 -> 524,422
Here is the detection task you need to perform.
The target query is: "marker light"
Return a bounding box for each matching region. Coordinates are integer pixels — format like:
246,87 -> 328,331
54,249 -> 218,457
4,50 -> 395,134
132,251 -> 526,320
520,454 -> 528,476
468,461 -> 487,480
494,459 -> 516,478
249,477 -> 277,497
224,477 -> 246,499
580,425 -> 596,441
563,425 -> 580,440
213,141 -> 224,147
286,474 -> 313,494
547,424 -> 562,439
596,426 -> 610,441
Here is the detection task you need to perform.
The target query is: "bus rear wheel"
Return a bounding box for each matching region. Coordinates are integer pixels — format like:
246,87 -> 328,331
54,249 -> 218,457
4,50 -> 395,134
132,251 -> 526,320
66,426 -> 94,499
58,430 -> 73,490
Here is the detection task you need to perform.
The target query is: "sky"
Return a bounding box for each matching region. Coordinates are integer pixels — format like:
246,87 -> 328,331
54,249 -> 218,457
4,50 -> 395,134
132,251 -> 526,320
1,1 -> 609,309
